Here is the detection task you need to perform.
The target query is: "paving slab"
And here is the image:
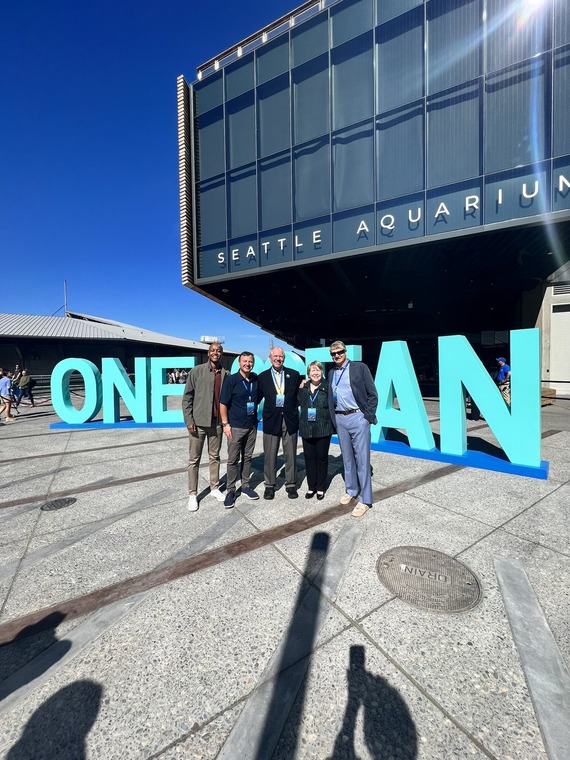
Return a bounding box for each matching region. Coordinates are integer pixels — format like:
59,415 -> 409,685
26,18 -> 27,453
0,399 -> 569,759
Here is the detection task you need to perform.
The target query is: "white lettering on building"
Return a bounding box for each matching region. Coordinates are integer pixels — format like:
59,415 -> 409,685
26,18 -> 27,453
522,181 -> 539,199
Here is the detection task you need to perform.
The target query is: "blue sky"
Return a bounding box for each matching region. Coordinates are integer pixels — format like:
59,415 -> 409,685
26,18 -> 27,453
1,0 -> 297,357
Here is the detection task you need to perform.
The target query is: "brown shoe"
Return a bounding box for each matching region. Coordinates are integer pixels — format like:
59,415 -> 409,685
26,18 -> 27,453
351,503 -> 370,517
340,493 -> 356,505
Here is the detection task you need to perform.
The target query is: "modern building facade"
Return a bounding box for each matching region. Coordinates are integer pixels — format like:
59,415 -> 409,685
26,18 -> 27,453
178,0 -> 570,394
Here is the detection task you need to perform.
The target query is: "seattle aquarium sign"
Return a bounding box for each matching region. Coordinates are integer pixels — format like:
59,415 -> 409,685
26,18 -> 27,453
50,329 -> 548,480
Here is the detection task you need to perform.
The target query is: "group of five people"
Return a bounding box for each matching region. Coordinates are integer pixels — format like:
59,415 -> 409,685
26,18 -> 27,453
182,341 -> 378,518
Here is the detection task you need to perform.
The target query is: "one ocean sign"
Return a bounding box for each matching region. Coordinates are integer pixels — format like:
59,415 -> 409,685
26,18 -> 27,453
50,328 -> 548,480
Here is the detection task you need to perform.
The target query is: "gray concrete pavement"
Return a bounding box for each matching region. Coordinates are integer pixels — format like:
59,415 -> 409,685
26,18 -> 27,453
0,396 -> 569,759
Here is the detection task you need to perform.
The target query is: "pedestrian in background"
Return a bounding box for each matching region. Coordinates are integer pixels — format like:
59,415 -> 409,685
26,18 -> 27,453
15,369 -> 35,408
496,357 -> 511,406
0,369 -> 16,422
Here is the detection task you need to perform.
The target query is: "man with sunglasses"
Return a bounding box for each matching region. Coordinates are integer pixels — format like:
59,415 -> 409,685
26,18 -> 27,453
327,341 -> 378,517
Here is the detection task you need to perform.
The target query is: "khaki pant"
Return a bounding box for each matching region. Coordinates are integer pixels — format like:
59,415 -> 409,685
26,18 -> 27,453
498,382 -> 511,406
188,423 -> 223,494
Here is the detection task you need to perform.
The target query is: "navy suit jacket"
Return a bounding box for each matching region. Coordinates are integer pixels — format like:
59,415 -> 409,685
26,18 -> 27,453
327,361 -> 378,427
258,367 -> 301,435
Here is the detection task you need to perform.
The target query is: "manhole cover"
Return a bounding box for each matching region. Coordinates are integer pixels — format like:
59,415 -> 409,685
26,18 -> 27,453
40,497 -> 77,512
376,546 -> 481,613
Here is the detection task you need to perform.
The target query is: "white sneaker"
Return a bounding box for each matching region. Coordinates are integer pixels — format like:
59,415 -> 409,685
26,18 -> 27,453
187,495 -> 198,512
210,488 -> 225,503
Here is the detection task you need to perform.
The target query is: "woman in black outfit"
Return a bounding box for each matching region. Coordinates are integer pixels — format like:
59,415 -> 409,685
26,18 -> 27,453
298,361 -> 333,500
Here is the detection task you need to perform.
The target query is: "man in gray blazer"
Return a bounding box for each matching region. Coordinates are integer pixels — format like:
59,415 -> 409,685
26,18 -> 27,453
327,341 -> 378,517
182,343 -> 229,512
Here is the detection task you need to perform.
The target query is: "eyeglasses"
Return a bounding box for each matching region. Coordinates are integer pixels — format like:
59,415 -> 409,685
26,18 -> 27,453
330,350 -> 346,357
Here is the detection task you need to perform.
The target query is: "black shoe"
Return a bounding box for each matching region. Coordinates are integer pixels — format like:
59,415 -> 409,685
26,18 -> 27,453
305,491 -> 315,499
316,491 -> 325,500
286,487 -> 298,499
224,490 -> 236,509
264,486 -> 275,500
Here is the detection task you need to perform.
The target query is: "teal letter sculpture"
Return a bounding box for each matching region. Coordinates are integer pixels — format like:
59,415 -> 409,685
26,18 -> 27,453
439,329 -> 541,467
150,357 -> 194,424
371,341 -> 435,450
102,357 -> 151,424
51,358 -> 102,424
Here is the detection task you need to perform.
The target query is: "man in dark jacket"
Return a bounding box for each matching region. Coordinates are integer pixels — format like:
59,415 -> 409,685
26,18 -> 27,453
258,347 -> 301,500
327,341 -> 378,517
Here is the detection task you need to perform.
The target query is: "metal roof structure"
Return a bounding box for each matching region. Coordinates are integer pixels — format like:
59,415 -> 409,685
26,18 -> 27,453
0,311 -> 231,352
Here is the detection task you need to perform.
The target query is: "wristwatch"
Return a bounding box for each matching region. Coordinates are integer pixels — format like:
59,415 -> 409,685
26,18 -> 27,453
222,422 -> 229,427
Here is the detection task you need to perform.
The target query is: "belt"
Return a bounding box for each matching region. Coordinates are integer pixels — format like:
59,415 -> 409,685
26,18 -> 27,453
335,409 -> 360,415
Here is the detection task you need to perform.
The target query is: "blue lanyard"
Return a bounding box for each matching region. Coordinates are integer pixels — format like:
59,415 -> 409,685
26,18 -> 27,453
241,379 -> 253,398
309,389 -> 319,404
333,361 -> 349,389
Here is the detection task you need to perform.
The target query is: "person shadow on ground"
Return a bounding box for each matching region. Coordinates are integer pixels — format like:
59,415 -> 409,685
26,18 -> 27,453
327,645 -> 418,759
6,679 -> 102,760
0,613 -> 71,702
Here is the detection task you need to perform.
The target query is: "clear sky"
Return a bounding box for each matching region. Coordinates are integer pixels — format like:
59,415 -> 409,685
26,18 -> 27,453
1,0 -> 298,358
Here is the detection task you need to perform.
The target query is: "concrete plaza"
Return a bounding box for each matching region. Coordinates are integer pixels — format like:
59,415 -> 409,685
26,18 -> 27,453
0,395 -> 569,759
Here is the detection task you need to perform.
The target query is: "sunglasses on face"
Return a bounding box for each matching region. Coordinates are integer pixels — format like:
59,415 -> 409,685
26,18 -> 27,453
330,350 -> 345,357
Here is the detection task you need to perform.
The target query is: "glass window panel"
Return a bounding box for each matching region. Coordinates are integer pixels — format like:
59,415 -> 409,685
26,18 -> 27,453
554,48 -> 570,157
256,34 -> 289,84
428,81 -> 481,188
225,55 -> 255,100
486,0 -> 550,72
485,57 -> 547,173
376,101 -> 424,199
198,176 -> 226,246
292,54 -> 330,144
376,0 -> 422,26
556,2 -> 570,47
294,137 -> 331,221
291,14 -> 328,67
331,0 -> 373,46
195,107 -> 225,180
333,122 -> 374,211
194,71 -> 223,115
259,152 -> 292,230
226,91 -> 256,169
427,0 -> 481,94
332,33 -> 374,130
376,7 -> 424,112
257,73 -> 291,158
228,164 -> 257,238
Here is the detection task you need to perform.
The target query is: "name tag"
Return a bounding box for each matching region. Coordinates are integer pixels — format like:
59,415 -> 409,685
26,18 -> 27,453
307,407 -> 317,422
275,394 -> 285,408
333,391 -> 338,405
246,401 -> 255,416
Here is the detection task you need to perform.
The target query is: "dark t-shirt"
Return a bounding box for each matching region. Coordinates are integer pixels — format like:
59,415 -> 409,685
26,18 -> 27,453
220,372 -> 259,429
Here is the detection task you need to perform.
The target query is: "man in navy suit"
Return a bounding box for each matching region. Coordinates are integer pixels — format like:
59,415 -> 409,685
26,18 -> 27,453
258,347 -> 302,500
327,341 -> 378,517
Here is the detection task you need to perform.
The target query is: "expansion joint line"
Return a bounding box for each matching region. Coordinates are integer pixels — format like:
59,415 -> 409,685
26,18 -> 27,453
0,432 -> 73,620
